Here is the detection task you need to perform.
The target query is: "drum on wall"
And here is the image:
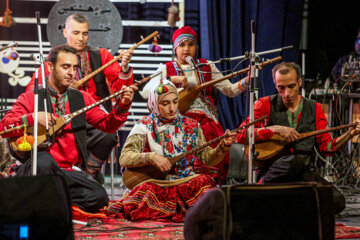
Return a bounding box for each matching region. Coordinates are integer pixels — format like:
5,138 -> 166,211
47,0 -> 123,54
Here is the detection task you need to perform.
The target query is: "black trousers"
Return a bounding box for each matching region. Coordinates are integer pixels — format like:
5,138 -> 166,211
16,151 -> 109,213
258,154 -> 346,214
86,123 -> 117,162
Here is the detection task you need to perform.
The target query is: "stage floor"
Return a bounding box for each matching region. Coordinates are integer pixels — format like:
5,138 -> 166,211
76,176 -> 360,240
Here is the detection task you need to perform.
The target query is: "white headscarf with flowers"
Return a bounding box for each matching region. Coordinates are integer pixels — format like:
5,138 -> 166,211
128,79 -> 200,179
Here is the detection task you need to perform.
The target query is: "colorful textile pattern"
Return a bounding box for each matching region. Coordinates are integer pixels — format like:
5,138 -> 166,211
186,112 -> 229,184
48,87 -> 68,116
105,174 -> 216,222
129,113 -> 200,180
335,223 -> 360,239
74,218 -> 184,239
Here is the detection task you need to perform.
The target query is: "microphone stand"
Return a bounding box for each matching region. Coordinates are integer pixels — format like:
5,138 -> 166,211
197,46 -> 293,67
246,21 -> 292,184
32,11 -> 50,176
248,20 -> 258,184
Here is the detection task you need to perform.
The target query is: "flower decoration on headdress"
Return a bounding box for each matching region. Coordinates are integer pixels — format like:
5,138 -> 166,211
16,125 -> 34,151
148,36 -> 162,54
156,79 -> 170,95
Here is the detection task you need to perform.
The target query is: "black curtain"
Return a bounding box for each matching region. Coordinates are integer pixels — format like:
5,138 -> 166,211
185,0 -> 304,130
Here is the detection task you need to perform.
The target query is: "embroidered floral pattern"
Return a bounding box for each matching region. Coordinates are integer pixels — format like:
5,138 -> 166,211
136,113 -> 200,180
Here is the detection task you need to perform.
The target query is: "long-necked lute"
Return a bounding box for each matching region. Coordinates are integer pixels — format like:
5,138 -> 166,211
178,56 -> 282,114
245,122 -> 358,168
72,31 -> 159,89
122,115 -> 267,189
9,71 -> 162,151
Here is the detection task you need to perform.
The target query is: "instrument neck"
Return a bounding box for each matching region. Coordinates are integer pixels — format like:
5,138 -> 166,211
64,71 -> 161,124
168,115 -> 267,164
298,122 -> 357,140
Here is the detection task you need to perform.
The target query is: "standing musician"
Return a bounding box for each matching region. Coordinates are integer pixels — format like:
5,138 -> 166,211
0,45 -> 137,213
237,62 -> 360,214
105,79 -> 236,222
25,14 -> 134,183
141,26 -> 249,184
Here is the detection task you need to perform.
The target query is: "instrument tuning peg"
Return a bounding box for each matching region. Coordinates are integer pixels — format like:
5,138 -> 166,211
140,35 -> 144,40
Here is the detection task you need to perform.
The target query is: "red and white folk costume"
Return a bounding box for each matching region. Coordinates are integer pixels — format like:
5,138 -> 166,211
141,26 -> 248,184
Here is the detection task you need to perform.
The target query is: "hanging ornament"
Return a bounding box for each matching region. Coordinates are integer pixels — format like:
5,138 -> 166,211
2,50 -> 18,64
167,0 -> 179,27
0,0 -> 13,28
16,126 -> 35,151
148,36 -> 162,54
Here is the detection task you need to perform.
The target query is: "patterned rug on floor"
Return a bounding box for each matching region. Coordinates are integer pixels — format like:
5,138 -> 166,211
336,223 -> 360,239
74,219 -> 360,239
74,218 -> 184,240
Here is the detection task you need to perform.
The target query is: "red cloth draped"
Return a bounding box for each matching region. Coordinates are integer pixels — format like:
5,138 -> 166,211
185,112 -> 229,185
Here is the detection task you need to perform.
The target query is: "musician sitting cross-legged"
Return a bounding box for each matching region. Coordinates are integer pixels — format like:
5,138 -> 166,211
237,62 -> 360,214
0,45 -> 137,213
105,79 -> 236,222
26,14 -> 135,184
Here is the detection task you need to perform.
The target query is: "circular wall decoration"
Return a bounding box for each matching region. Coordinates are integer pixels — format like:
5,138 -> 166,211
47,0 -> 123,54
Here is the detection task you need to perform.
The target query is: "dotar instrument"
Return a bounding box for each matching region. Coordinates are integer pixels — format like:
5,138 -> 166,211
72,31 -> 159,89
244,122 -> 358,168
8,71 -> 162,152
178,56 -> 282,114
122,115 -> 267,189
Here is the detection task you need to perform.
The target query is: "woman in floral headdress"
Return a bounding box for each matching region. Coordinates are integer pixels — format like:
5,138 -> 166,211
105,79 -> 236,222
141,26 -> 249,184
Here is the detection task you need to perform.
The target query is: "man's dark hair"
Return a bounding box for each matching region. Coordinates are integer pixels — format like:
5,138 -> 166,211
47,44 -> 77,65
272,62 -> 302,83
65,14 -> 88,26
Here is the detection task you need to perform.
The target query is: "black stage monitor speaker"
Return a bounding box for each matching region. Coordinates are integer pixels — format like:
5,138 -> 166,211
0,174 -> 74,240
184,182 -> 334,240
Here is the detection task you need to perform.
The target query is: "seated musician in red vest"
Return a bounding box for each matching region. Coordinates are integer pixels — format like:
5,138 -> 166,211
140,26 -> 248,185
236,62 -> 360,214
25,14 -> 134,184
105,79 -> 236,222
0,45 -> 137,213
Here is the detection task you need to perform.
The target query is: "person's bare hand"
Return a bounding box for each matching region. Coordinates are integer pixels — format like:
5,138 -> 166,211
350,119 -> 360,137
119,85 -> 137,105
33,111 -> 58,128
151,153 -> 172,172
120,49 -> 134,72
268,125 -> 299,142
170,76 -> 188,90
223,129 -> 237,146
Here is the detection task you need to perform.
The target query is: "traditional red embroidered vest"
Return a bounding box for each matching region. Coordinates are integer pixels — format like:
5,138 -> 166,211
165,59 -> 215,110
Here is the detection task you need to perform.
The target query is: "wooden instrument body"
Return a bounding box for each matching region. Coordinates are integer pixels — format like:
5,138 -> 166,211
177,56 -> 282,114
244,134 -> 289,168
245,122 -> 357,168
122,165 -> 168,189
178,86 -> 202,114
122,116 -> 267,189
9,116 -> 66,151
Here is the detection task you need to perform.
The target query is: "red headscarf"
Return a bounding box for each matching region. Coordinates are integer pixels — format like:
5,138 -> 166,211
172,26 -> 197,51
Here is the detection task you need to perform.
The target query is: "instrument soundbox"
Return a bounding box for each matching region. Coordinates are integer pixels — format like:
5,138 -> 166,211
122,116 -> 267,189
8,71 -> 161,152
245,122 -> 358,168
178,56 -> 282,114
